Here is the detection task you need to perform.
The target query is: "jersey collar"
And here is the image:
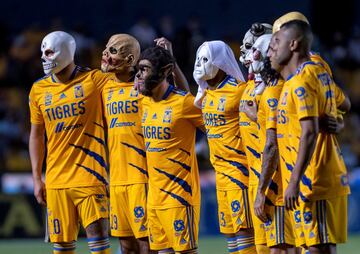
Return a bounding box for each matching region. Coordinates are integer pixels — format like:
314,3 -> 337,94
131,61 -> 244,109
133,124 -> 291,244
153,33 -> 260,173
161,84 -> 175,100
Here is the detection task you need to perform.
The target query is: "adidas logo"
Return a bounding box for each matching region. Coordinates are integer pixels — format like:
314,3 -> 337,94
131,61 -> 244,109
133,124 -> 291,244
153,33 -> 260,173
152,113 -> 157,119
59,93 -> 66,99
140,225 -> 147,232
209,100 -> 214,106
180,238 -> 187,244
119,88 -> 124,94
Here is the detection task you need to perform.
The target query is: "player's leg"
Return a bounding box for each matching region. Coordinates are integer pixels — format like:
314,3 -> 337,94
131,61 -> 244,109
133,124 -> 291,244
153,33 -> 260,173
110,185 -> 141,253
218,188 -> 256,253
148,208 -> 172,252
248,184 -> 270,254
158,206 -> 200,254
75,186 -> 110,254
46,188 -> 79,254
301,197 -> 348,254
265,205 -> 297,254
127,183 -> 153,254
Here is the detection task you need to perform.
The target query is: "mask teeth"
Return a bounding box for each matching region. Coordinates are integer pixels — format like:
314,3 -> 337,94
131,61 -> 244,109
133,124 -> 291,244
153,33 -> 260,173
43,62 -> 57,70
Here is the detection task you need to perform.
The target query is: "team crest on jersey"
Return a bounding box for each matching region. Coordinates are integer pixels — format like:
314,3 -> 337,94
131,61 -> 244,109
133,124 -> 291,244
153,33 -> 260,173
107,89 -> 114,101
130,87 -> 139,97
142,109 -> 148,123
118,88 -> 124,95
163,107 -> 172,123
45,92 -> 52,106
318,72 -> 331,86
217,96 -> 226,112
74,84 -> 84,98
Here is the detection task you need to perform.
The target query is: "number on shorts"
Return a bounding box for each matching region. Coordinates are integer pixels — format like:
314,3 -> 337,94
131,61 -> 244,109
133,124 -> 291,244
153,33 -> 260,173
53,219 -> 61,234
111,214 -> 118,230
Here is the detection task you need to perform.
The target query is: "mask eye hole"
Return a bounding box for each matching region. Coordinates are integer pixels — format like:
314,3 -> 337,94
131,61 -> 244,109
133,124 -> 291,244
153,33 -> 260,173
202,57 -> 208,63
109,47 -> 117,54
45,49 -> 54,57
245,43 -> 252,50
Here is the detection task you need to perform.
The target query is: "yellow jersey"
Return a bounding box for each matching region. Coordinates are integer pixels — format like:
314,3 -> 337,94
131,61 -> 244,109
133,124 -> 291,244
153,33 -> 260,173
257,78 -> 284,205
202,75 -> 249,191
141,85 -> 203,209
310,52 -> 332,77
276,61 -> 350,201
29,67 -> 110,189
102,80 -> 148,186
239,79 -> 262,186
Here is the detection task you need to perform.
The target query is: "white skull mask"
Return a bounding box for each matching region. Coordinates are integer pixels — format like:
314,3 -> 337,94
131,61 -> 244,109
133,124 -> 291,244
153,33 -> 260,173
245,34 -> 272,74
239,23 -> 272,66
41,31 -> 76,75
193,44 -> 219,81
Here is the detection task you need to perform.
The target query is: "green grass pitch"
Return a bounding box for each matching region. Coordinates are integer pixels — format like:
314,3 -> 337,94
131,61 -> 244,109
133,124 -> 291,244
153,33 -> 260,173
0,235 -> 359,253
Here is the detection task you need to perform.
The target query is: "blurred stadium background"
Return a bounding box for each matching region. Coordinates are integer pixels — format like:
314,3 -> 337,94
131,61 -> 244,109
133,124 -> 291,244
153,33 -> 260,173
1,0 -> 360,253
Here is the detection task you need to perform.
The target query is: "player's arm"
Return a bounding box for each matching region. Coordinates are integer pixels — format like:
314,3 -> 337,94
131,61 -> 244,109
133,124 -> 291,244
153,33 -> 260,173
29,123 -> 46,206
155,37 -> 190,92
255,128 -> 278,222
285,117 -> 318,210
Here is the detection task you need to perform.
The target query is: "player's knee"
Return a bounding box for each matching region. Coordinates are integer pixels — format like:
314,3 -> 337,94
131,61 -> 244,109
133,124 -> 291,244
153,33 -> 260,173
119,237 -> 139,253
85,218 -> 109,238
136,237 -> 151,253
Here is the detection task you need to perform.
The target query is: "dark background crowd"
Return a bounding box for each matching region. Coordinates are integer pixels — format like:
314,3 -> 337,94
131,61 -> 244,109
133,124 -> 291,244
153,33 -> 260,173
0,0 -> 360,207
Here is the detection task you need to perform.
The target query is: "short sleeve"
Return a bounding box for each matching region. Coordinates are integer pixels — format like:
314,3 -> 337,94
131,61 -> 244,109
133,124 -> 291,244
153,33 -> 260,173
92,70 -> 113,92
292,80 -> 319,120
333,84 -> 346,108
182,94 -> 204,128
264,87 -> 281,130
29,85 -> 44,124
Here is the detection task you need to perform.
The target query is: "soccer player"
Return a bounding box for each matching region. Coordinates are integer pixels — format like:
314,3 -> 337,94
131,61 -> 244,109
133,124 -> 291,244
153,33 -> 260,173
239,27 -> 272,254
270,20 -> 350,254
100,33 -> 150,254
246,34 -> 297,254
194,40 -> 256,254
101,34 -> 189,254
136,46 -> 204,253
29,31 -> 110,254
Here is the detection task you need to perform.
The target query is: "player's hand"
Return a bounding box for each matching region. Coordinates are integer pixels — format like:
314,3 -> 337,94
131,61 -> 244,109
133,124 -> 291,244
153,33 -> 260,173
254,192 -> 269,223
154,37 -> 173,56
319,114 -> 340,134
34,179 -> 46,206
284,182 -> 299,210
242,99 -> 258,122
